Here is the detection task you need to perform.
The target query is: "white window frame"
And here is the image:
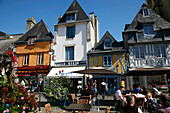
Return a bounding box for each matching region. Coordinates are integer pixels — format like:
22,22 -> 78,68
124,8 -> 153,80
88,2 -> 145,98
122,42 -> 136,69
66,25 -> 75,39
28,37 -> 36,45
103,55 -> 112,66
143,8 -> 149,17
154,45 -> 166,58
23,55 -> 29,66
37,53 -> 44,65
65,46 -> 74,61
134,46 -> 145,59
104,38 -> 111,49
66,13 -> 76,22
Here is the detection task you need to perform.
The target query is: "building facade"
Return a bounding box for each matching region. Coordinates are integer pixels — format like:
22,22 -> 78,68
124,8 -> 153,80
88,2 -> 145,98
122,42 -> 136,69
87,31 -> 127,94
123,4 -> 170,90
0,31 -> 23,76
146,0 -> 170,22
48,0 -> 99,92
15,19 -> 53,87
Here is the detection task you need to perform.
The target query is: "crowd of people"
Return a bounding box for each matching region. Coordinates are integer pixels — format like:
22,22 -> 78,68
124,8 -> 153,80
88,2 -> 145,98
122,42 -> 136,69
114,83 -> 170,113
83,79 -> 170,113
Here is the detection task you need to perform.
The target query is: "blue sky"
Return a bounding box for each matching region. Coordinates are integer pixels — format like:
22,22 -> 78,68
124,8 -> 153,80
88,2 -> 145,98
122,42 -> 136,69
0,0 -> 145,41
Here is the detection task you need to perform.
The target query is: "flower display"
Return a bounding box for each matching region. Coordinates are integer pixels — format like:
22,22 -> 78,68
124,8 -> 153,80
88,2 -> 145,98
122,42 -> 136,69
0,51 -> 38,112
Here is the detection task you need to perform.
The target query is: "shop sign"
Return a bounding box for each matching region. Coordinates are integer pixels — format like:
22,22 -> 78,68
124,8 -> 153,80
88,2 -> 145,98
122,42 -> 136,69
55,61 -> 86,66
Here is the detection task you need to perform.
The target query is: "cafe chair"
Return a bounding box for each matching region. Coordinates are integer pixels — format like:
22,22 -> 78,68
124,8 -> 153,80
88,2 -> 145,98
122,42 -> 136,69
106,106 -> 111,113
71,93 -> 77,103
45,103 -> 55,113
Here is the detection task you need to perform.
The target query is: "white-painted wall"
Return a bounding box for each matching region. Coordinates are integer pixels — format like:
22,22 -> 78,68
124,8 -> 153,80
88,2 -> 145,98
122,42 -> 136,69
51,21 -> 96,66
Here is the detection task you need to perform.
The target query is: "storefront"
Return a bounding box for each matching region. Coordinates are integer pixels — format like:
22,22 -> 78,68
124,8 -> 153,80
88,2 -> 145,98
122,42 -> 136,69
126,68 -> 170,91
72,68 -> 124,95
47,66 -> 85,93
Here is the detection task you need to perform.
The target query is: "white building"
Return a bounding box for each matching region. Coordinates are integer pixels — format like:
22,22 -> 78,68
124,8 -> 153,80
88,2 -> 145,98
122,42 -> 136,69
48,0 -> 99,91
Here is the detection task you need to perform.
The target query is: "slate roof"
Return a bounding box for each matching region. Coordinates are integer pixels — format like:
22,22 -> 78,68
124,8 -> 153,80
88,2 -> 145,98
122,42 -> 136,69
125,4 -> 170,32
123,4 -> 170,44
0,38 -> 18,55
15,19 -> 53,44
58,0 -> 89,24
0,31 -> 10,39
88,31 -> 125,54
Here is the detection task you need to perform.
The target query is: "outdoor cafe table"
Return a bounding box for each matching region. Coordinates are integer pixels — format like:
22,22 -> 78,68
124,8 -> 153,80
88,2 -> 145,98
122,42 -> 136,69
65,103 -> 91,111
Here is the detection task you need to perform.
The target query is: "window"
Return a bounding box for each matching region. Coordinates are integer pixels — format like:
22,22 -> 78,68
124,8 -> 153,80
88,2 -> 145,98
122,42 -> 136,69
143,25 -> 154,35
65,46 -> 74,60
134,46 -> 145,59
28,37 -> 36,45
23,55 -> 29,66
103,55 -> 112,66
154,45 -> 166,57
66,26 -> 75,38
143,8 -> 149,17
66,13 -> 76,22
104,37 -> 111,49
37,53 -> 44,65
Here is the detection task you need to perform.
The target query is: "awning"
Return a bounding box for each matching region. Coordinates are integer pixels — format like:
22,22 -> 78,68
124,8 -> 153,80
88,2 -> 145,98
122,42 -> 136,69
71,68 -> 122,75
125,67 -> 170,76
47,66 -> 86,78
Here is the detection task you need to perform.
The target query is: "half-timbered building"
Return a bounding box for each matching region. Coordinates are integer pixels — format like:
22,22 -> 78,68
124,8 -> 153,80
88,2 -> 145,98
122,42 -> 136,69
123,4 -> 170,90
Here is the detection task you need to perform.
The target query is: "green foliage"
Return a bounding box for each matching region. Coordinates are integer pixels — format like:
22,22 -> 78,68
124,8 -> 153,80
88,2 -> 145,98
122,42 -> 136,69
44,75 -> 71,101
0,51 -> 38,112
3,74 -> 8,85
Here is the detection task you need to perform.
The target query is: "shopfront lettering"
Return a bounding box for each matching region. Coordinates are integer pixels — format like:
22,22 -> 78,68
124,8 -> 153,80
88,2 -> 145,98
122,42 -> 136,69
55,61 -> 86,66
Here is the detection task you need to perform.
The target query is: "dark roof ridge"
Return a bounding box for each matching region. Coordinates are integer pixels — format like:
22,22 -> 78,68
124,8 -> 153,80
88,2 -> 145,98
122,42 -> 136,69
58,0 -> 89,24
15,19 -> 53,43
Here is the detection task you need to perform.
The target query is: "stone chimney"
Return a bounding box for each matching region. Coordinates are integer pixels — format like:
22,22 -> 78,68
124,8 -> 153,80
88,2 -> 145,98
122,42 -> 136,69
90,12 -> 95,28
58,15 -> 62,22
25,16 -> 36,33
94,16 -> 99,43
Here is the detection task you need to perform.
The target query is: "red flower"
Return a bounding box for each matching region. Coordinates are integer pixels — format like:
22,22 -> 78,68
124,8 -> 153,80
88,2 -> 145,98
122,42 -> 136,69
14,58 -> 18,62
6,51 -> 11,55
10,51 -> 14,55
13,55 -> 17,59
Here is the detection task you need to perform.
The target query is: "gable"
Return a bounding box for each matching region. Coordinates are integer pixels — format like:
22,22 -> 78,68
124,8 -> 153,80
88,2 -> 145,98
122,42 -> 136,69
125,4 -> 170,32
58,0 -> 89,24
94,31 -> 116,50
15,20 -> 53,44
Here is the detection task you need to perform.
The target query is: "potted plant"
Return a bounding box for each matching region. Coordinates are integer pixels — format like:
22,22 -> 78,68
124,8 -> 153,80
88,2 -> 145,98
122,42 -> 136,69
44,75 -> 71,106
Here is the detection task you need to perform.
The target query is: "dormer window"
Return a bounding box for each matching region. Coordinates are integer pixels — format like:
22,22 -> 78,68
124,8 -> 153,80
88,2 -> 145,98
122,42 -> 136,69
66,13 -> 76,22
143,24 -> 154,35
104,37 -> 111,49
143,8 -> 149,17
28,37 -> 36,45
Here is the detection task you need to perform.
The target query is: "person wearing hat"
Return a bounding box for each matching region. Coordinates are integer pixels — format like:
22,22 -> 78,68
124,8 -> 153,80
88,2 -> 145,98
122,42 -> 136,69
114,86 -> 125,109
